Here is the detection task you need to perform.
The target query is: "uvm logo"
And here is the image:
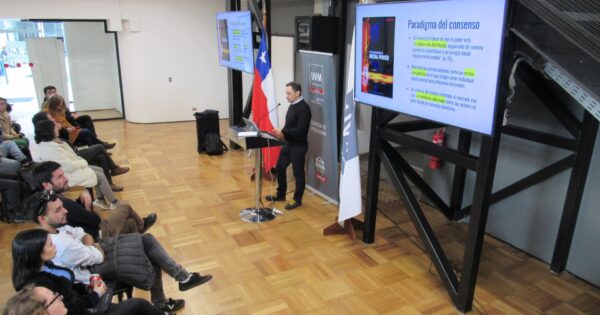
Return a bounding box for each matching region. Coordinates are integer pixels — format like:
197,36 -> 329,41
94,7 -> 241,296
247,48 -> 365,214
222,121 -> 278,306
315,156 -> 326,172
311,72 -> 322,82
315,157 -> 327,183
309,63 -> 324,95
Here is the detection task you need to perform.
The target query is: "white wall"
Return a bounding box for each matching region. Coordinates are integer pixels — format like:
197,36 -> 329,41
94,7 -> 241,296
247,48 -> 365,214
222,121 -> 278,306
117,0 -> 227,122
271,36 -> 295,127
26,38 -> 70,107
64,22 -> 122,112
0,0 -> 228,123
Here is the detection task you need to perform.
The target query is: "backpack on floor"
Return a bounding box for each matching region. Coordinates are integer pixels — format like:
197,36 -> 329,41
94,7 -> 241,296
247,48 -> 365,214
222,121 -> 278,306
204,132 -> 228,155
0,174 -> 34,223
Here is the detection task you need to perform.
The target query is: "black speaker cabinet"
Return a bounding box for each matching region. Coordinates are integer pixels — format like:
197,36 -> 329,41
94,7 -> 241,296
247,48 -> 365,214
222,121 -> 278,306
296,16 -> 338,54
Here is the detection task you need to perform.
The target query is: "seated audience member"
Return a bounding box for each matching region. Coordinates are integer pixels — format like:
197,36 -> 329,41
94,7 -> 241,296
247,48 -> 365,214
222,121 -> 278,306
10,229 -> 172,315
42,95 -> 113,148
32,112 -> 129,191
0,97 -> 30,157
33,161 -> 155,240
5,102 -> 21,134
25,191 -> 213,313
2,284 -> 59,315
31,111 -> 69,143
42,86 -> 108,146
32,120 -> 119,209
0,140 -> 30,174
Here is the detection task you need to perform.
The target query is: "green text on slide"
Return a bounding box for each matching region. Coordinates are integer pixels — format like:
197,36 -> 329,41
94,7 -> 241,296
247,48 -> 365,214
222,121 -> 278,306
414,39 -> 447,49
464,68 -> 476,77
416,92 -> 446,104
411,68 -> 427,77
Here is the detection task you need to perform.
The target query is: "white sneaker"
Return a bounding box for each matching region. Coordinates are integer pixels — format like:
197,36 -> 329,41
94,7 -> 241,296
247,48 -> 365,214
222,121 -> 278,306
93,199 -> 117,210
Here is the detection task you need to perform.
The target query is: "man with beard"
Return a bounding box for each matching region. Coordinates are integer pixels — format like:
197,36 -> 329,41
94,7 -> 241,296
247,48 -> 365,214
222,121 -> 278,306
26,190 -> 213,313
32,161 -> 155,240
267,82 -> 312,210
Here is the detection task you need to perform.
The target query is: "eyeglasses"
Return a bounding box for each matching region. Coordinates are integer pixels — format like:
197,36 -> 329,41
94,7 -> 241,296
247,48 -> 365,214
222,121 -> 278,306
44,291 -> 63,309
37,190 -> 58,216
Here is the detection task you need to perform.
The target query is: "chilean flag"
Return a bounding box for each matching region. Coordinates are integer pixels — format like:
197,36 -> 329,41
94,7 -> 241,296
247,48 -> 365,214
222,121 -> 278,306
252,30 -> 280,171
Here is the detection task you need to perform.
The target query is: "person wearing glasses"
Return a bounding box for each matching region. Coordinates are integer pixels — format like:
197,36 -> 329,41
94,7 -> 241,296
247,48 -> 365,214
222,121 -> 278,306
9,229 -> 172,315
2,284 -> 66,315
32,161 -> 155,241
25,191 -> 212,313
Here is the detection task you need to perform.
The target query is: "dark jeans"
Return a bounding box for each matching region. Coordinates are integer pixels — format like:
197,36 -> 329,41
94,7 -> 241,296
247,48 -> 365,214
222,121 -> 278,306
108,298 -> 164,315
275,143 -> 308,202
76,128 -> 103,146
77,144 -> 116,184
141,234 -> 189,305
76,115 -> 96,137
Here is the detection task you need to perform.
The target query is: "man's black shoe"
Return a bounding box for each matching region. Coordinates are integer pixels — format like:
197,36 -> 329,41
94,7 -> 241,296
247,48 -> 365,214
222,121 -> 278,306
265,195 -> 285,202
141,213 -> 157,233
285,200 -> 302,210
157,298 -> 185,313
179,273 -> 212,291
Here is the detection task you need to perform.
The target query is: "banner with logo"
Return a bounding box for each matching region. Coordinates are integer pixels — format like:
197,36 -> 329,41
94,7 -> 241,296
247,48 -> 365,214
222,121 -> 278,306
295,51 -> 339,203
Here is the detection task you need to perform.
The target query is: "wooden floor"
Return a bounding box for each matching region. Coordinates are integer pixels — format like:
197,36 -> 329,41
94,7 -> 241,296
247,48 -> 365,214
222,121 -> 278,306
1,120 -> 599,314
77,109 -> 124,120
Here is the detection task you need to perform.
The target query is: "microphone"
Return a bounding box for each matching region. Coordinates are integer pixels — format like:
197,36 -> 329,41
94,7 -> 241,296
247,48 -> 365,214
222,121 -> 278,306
254,103 -> 281,131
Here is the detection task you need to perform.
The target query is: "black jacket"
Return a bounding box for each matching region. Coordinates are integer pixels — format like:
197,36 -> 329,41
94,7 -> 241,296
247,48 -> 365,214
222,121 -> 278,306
62,196 -> 102,240
282,99 -> 311,145
25,265 -> 100,315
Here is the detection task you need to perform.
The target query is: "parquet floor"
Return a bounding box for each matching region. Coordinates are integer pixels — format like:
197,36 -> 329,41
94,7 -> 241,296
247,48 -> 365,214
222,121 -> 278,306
1,119 -> 599,314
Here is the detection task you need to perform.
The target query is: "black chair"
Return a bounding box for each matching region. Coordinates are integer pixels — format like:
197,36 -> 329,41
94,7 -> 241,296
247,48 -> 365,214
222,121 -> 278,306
113,282 -> 133,302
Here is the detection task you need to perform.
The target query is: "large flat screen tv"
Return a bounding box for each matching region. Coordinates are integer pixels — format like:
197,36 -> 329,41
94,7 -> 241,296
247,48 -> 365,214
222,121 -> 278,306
216,11 -> 254,74
355,0 -> 508,135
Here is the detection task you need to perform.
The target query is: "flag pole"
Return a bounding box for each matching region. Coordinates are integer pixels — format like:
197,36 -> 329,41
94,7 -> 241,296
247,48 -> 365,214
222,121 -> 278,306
323,26 -> 364,240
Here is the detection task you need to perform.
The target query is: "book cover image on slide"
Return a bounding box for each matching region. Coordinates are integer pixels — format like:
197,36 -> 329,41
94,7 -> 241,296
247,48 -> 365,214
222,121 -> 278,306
217,19 -> 230,61
361,17 -> 395,98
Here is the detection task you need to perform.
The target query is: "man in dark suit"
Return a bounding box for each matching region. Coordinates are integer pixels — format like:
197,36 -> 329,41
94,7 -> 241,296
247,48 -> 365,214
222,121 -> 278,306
267,82 -> 312,210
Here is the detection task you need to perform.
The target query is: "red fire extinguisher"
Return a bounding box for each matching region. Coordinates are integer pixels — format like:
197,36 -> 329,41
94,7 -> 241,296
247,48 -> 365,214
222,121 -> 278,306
429,128 -> 445,169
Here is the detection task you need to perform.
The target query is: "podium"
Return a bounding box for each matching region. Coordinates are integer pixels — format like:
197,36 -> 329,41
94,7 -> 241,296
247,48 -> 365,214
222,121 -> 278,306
233,129 -> 283,222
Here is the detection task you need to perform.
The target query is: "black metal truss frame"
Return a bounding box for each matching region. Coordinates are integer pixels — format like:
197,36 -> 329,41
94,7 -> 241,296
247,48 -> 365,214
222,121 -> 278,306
362,13 -> 598,315
364,106 -> 504,312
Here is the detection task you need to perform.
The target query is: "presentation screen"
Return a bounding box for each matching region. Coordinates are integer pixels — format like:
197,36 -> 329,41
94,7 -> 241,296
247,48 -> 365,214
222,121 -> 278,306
216,11 -> 254,74
355,0 -> 508,135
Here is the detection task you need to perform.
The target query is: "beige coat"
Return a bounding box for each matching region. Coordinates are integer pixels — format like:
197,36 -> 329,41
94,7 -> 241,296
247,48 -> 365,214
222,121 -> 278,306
0,112 -> 19,139
32,140 -> 98,187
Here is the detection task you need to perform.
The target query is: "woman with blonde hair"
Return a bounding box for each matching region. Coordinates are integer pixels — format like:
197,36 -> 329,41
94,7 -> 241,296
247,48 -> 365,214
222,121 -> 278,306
2,284 -> 59,315
42,95 -> 113,148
